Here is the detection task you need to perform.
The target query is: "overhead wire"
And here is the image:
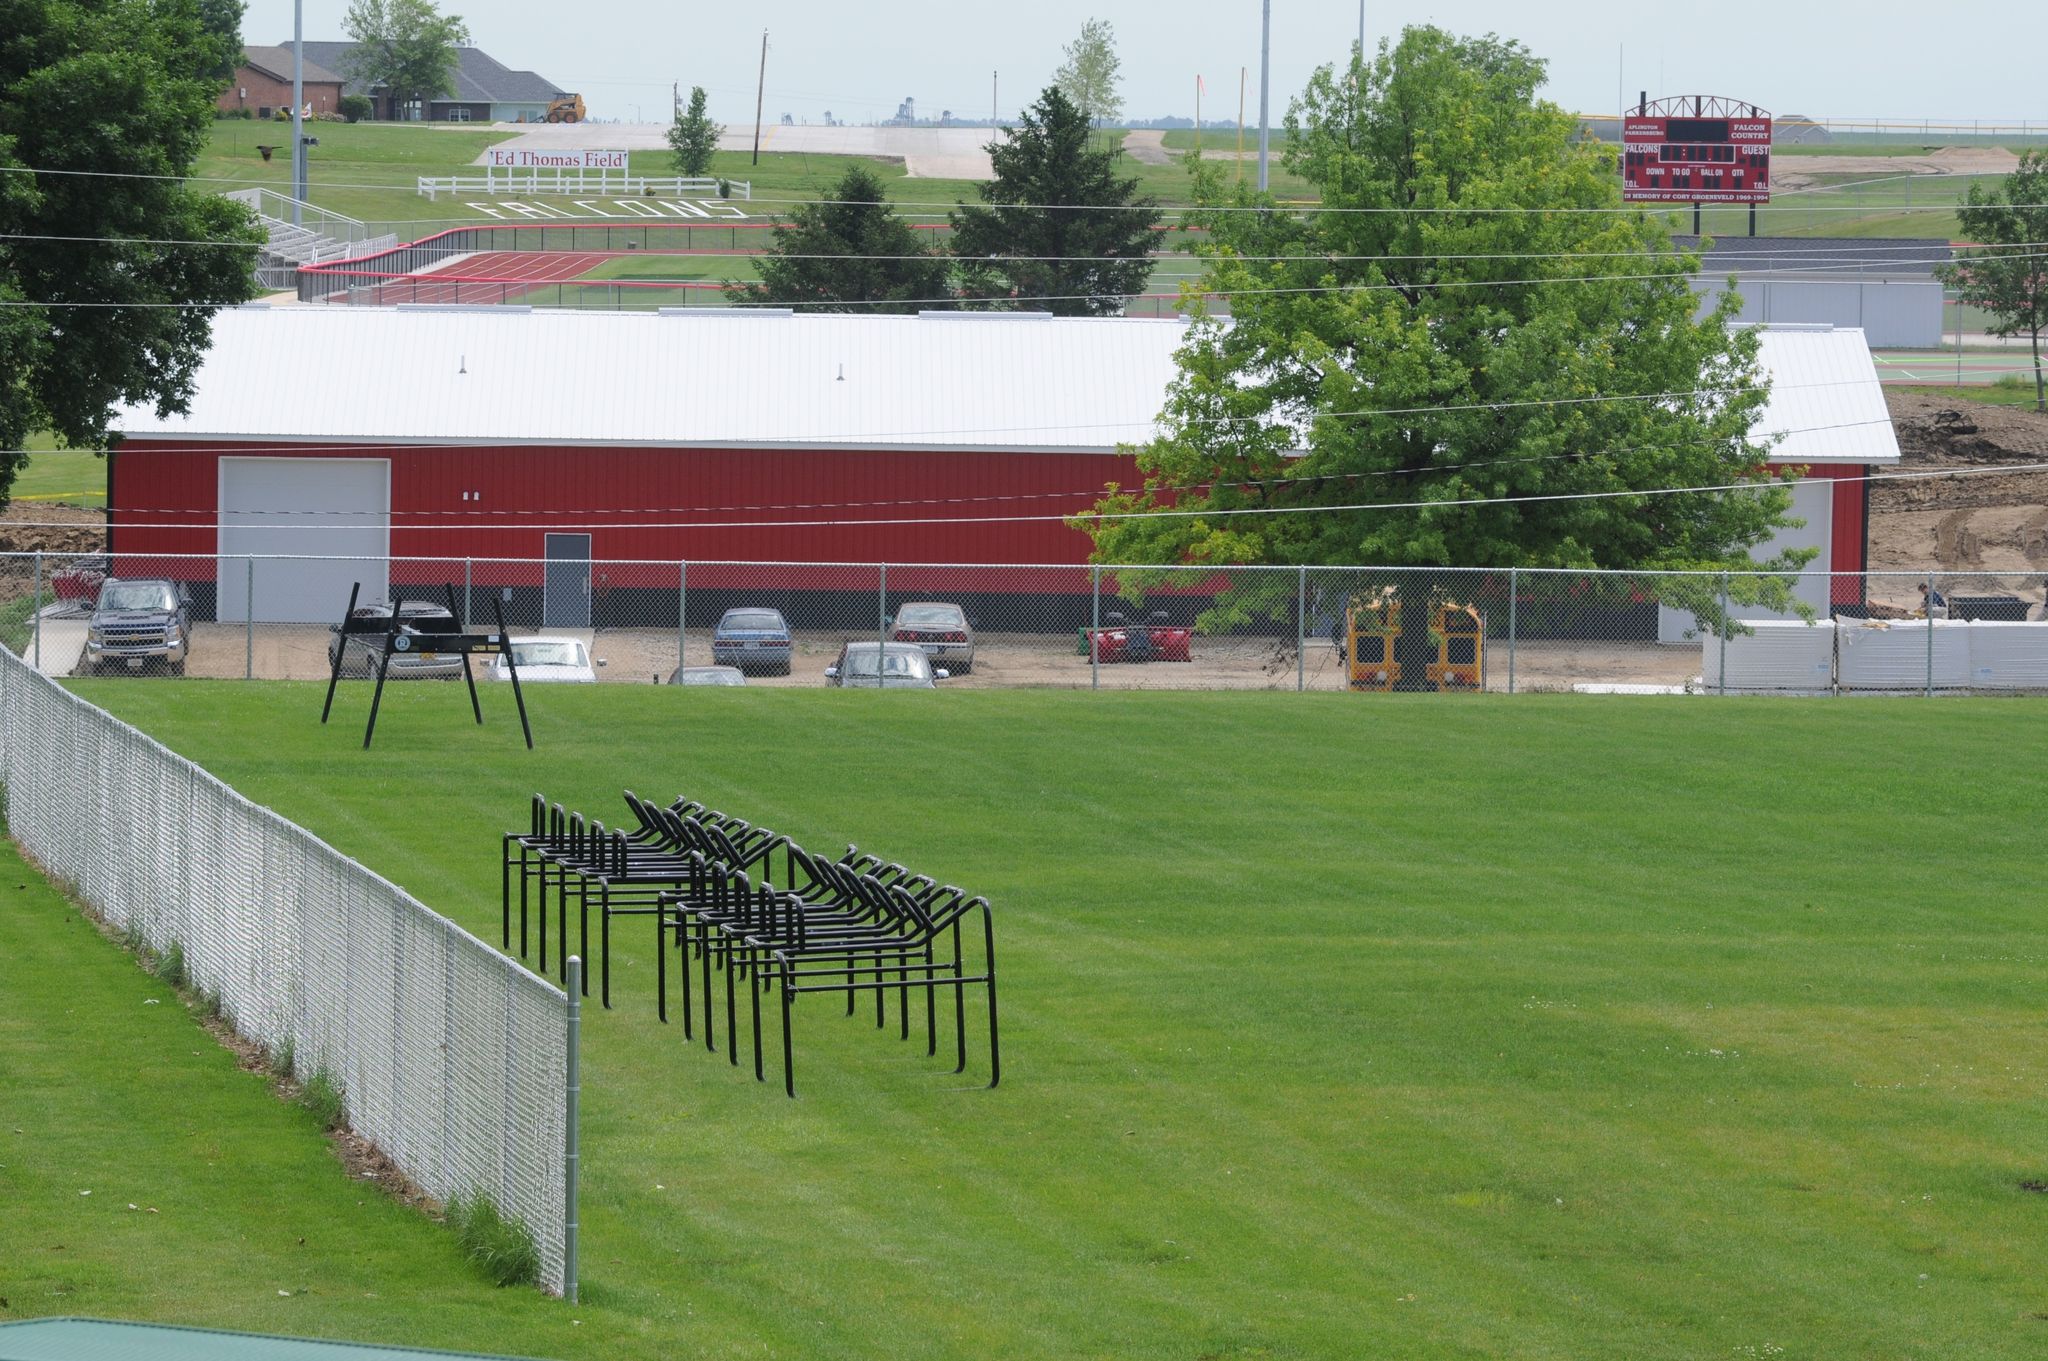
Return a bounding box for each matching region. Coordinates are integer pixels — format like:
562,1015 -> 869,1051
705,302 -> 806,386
35,459 -> 2048,536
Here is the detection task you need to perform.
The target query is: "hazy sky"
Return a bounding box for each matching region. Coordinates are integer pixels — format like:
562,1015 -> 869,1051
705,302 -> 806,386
245,1 -> 2043,126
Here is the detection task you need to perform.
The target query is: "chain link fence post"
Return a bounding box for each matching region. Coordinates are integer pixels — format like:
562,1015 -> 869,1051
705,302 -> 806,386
677,560 -> 687,679
464,557 -> 473,628
1507,567 -> 1518,694
31,550 -> 41,671
564,956 -> 581,1304
876,563 -> 888,688
1926,568 -> 1936,698
1090,564 -> 1100,691
245,557 -> 255,679
1717,572 -> 1730,695
1296,565 -> 1306,693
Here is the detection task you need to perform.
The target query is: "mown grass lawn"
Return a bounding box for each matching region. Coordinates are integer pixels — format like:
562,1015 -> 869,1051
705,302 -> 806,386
11,438 -> 107,508
31,683 -> 2048,1358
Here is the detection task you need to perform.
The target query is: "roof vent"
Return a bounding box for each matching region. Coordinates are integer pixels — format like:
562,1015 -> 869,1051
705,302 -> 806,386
918,310 -> 1054,320
658,307 -> 794,318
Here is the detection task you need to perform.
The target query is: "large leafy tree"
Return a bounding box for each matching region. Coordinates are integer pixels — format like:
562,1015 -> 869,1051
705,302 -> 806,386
1053,17 -> 1123,128
1936,150 -> 2048,412
0,0 -> 261,502
1084,27 -> 1802,639
667,85 -> 721,178
950,86 -> 1159,315
340,0 -> 469,119
195,0 -> 245,81
728,163 -> 951,313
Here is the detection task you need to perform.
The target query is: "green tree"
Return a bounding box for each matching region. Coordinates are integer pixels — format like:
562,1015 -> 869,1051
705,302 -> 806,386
950,86 -> 1160,315
1936,150 -> 2048,412
667,85 -> 721,178
340,0 -> 469,120
1082,27 -> 1804,662
195,0 -> 246,82
1053,17 -> 1123,128
728,163 -> 951,313
0,0 -> 262,503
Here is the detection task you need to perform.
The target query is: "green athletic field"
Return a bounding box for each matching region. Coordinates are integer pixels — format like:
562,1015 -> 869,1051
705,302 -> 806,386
12,681 -> 2042,1360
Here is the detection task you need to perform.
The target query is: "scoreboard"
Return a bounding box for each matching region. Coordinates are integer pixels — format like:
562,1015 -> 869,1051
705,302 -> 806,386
1622,103 -> 1772,205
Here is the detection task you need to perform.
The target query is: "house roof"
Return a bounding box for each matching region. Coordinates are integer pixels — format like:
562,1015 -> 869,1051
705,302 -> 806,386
114,308 -> 1194,454
1746,325 -> 1901,464
1674,236 -> 1952,277
282,42 -> 560,106
113,311 -> 1898,466
239,45 -> 344,86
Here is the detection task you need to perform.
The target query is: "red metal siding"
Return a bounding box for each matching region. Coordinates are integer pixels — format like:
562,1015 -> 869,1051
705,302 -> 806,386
112,440 -> 1141,589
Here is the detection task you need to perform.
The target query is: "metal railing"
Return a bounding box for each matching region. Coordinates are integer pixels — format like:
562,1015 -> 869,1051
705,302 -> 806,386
0,640 -> 576,1294
11,552 -> 2043,696
417,171 -> 752,201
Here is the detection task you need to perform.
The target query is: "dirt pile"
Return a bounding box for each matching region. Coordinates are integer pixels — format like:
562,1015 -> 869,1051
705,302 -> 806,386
0,502 -> 107,557
1872,390 -> 2048,592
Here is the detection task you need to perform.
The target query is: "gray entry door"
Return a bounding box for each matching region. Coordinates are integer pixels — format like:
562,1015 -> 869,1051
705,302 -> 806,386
543,534 -> 592,628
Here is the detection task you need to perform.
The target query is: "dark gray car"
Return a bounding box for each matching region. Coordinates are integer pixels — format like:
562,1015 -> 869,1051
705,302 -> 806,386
84,579 -> 190,675
328,601 -> 466,679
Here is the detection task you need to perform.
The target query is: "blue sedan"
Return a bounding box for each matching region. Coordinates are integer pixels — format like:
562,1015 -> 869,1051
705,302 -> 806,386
711,607 -> 793,674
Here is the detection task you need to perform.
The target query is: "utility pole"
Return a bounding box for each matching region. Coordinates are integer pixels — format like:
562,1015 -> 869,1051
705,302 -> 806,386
751,29 -> 768,166
1257,0 -> 1272,191
290,0 -> 306,222
992,70 -> 997,126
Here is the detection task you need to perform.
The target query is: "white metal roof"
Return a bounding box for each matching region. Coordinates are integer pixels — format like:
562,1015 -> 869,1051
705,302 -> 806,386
1745,324 -> 1901,465
115,309 -> 1898,465
114,307 -> 1193,454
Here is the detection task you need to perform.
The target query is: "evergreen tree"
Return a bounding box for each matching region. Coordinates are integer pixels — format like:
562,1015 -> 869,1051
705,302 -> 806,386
729,164 -> 951,313
950,86 -> 1159,316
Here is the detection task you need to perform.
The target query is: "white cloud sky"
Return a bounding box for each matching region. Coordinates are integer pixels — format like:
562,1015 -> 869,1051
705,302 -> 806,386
245,1 -> 2044,126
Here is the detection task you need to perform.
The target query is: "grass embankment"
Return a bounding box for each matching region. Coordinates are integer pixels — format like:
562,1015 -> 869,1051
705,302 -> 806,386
43,681 -> 2048,1360
0,835 -> 576,1348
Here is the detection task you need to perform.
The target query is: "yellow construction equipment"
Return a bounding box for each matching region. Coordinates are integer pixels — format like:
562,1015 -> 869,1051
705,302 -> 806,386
1346,588 -> 1402,691
543,93 -> 586,124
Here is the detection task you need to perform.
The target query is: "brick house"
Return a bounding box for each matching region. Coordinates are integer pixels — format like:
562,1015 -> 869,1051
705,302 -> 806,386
218,46 -> 345,120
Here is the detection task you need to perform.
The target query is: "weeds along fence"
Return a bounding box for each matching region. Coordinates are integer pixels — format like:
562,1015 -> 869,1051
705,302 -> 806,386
7,552 -> 2046,695
0,644 -> 576,1295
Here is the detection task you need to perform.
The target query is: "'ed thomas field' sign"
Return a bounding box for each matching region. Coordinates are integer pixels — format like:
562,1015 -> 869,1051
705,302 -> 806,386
485,147 -> 631,171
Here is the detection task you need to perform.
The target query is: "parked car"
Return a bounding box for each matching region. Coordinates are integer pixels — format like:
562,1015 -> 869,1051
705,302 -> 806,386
824,640 -> 948,689
489,637 -> 599,683
1082,610 -> 1193,664
328,600 -> 466,679
889,601 -> 975,673
669,665 -> 746,686
84,578 -> 190,675
711,607 -> 793,674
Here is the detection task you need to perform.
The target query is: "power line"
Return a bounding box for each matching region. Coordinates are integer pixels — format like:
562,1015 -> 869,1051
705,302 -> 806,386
41,459 -> 2048,536
49,418 -> 1909,521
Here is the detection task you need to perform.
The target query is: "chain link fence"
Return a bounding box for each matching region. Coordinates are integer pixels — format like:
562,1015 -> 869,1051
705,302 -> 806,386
8,551 -> 2045,696
0,641 -> 573,1294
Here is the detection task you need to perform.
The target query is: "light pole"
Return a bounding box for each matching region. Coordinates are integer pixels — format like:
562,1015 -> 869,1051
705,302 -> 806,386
291,0 -> 306,220
1257,0 -> 1271,191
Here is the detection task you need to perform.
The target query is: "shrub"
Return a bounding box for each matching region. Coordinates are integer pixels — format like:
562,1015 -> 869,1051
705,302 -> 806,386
446,1192 -> 541,1287
338,94 -> 371,123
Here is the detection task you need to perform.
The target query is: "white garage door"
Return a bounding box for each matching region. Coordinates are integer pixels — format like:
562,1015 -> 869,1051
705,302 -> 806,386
219,458 -> 390,623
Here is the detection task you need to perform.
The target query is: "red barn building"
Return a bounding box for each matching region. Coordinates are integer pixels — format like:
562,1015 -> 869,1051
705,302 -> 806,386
109,307 -> 1186,625
109,308 -> 1896,631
